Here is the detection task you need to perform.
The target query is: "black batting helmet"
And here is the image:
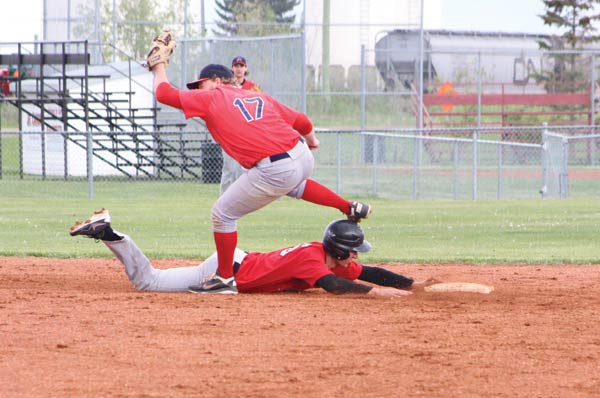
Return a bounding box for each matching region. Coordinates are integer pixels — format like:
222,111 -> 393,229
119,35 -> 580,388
322,220 -> 372,260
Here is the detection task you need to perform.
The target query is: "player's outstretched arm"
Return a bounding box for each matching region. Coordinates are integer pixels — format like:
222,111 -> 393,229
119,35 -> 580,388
151,64 -> 183,109
316,274 -> 371,294
316,274 -> 411,297
359,266 -> 440,291
152,63 -> 170,92
358,265 -> 414,289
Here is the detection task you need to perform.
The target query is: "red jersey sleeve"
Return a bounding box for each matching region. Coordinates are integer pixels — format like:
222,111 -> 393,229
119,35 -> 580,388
331,261 -> 363,280
241,79 -> 261,92
178,89 -> 215,119
155,82 -> 183,109
292,113 -> 313,136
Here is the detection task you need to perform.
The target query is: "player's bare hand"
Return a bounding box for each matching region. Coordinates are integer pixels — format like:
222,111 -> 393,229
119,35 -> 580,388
411,277 -> 442,290
368,287 -> 413,297
304,132 -> 320,150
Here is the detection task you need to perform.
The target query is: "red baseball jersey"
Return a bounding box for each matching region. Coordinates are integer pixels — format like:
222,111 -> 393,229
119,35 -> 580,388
240,79 -> 260,91
235,242 -> 363,293
179,86 -> 305,168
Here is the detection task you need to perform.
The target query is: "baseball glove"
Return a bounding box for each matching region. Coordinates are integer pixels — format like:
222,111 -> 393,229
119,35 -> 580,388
144,29 -> 176,71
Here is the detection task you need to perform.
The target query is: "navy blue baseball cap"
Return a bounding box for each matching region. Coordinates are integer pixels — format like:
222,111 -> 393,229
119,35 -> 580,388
231,56 -> 247,66
186,64 -> 233,89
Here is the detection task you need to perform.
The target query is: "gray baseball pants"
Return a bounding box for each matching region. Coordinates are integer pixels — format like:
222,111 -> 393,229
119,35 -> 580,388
104,233 -> 247,292
212,139 -> 314,233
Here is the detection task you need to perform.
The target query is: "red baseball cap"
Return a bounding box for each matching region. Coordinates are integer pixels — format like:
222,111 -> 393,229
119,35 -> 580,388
231,56 -> 247,66
186,64 -> 233,89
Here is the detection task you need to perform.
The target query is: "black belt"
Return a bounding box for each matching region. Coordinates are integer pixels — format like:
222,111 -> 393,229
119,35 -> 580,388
233,261 -> 241,275
269,152 -> 290,162
268,137 -> 304,163
233,251 -> 250,275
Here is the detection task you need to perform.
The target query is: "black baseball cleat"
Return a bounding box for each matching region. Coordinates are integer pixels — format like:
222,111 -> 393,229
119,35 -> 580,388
188,275 -> 238,295
69,208 -> 111,240
347,201 -> 372,222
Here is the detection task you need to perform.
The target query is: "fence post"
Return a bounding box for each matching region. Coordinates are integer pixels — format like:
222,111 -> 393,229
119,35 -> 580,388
19,132 -> 23,179
360,45 -> 366,130
560,137 -> 569,199
336,131 -> 341,194
473,52 -> 482,201
541,124 -> 548,199
301,30 -> 307,113
86,131 -> 94,200
453,140 -> 459,200
41,131 -> 46,180
180,38 -> 188,92
63,132 -> 68,181
477,52 -> 482,127
472,129 -> 478,200
591,54 -> 596,166
371,134 -> 378,196
497,142 -> 502,200
412,136 -> 419,200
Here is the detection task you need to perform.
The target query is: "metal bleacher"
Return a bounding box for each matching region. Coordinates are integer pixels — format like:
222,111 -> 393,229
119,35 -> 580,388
0,41 -> 216,181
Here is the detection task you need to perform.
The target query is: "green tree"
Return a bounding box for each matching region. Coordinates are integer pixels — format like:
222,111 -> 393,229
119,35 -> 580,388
161,0 -> 199,38
537,0 -> 600,92
214,0 -> 300,37
118,0 -> 163,60
75,0 -> 196,62
268,0 -> 301,24
74,0 -> 161,61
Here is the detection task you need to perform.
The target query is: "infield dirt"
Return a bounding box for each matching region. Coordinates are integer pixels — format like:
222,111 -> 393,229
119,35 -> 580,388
1,257 -> 599,398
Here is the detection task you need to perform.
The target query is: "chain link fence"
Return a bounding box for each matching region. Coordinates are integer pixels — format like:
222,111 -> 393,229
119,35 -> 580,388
3,2 -> 600,201
312,128 -> 544,200
29,0 -> 600,133
542,128 -> 600,199
3,125 -> 598,200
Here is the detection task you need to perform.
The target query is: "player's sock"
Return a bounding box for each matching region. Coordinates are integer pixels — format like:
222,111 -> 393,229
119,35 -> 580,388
300,179 -> 352,214
214,231 -> 237,279
102,226 -> 123,242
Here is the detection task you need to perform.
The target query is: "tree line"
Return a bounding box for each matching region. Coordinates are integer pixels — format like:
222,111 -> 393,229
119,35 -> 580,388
73,0 -> 600,91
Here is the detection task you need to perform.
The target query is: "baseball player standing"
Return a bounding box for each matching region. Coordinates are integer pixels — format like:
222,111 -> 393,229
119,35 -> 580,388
219,56 -> 261,194
146,31 -> 372,294
231,55 -> 260,91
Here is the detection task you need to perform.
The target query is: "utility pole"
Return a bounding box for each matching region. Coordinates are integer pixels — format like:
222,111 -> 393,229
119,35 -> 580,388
201,0 -> 206,37
322,0 -> 331,104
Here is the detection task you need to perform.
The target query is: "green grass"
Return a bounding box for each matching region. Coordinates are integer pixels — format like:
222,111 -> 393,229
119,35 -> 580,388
1,133 -> 20,176
0,178 -> 598,264
307,95 -> 414,128
1,126 -> 598,264
0,103 -> 19,130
